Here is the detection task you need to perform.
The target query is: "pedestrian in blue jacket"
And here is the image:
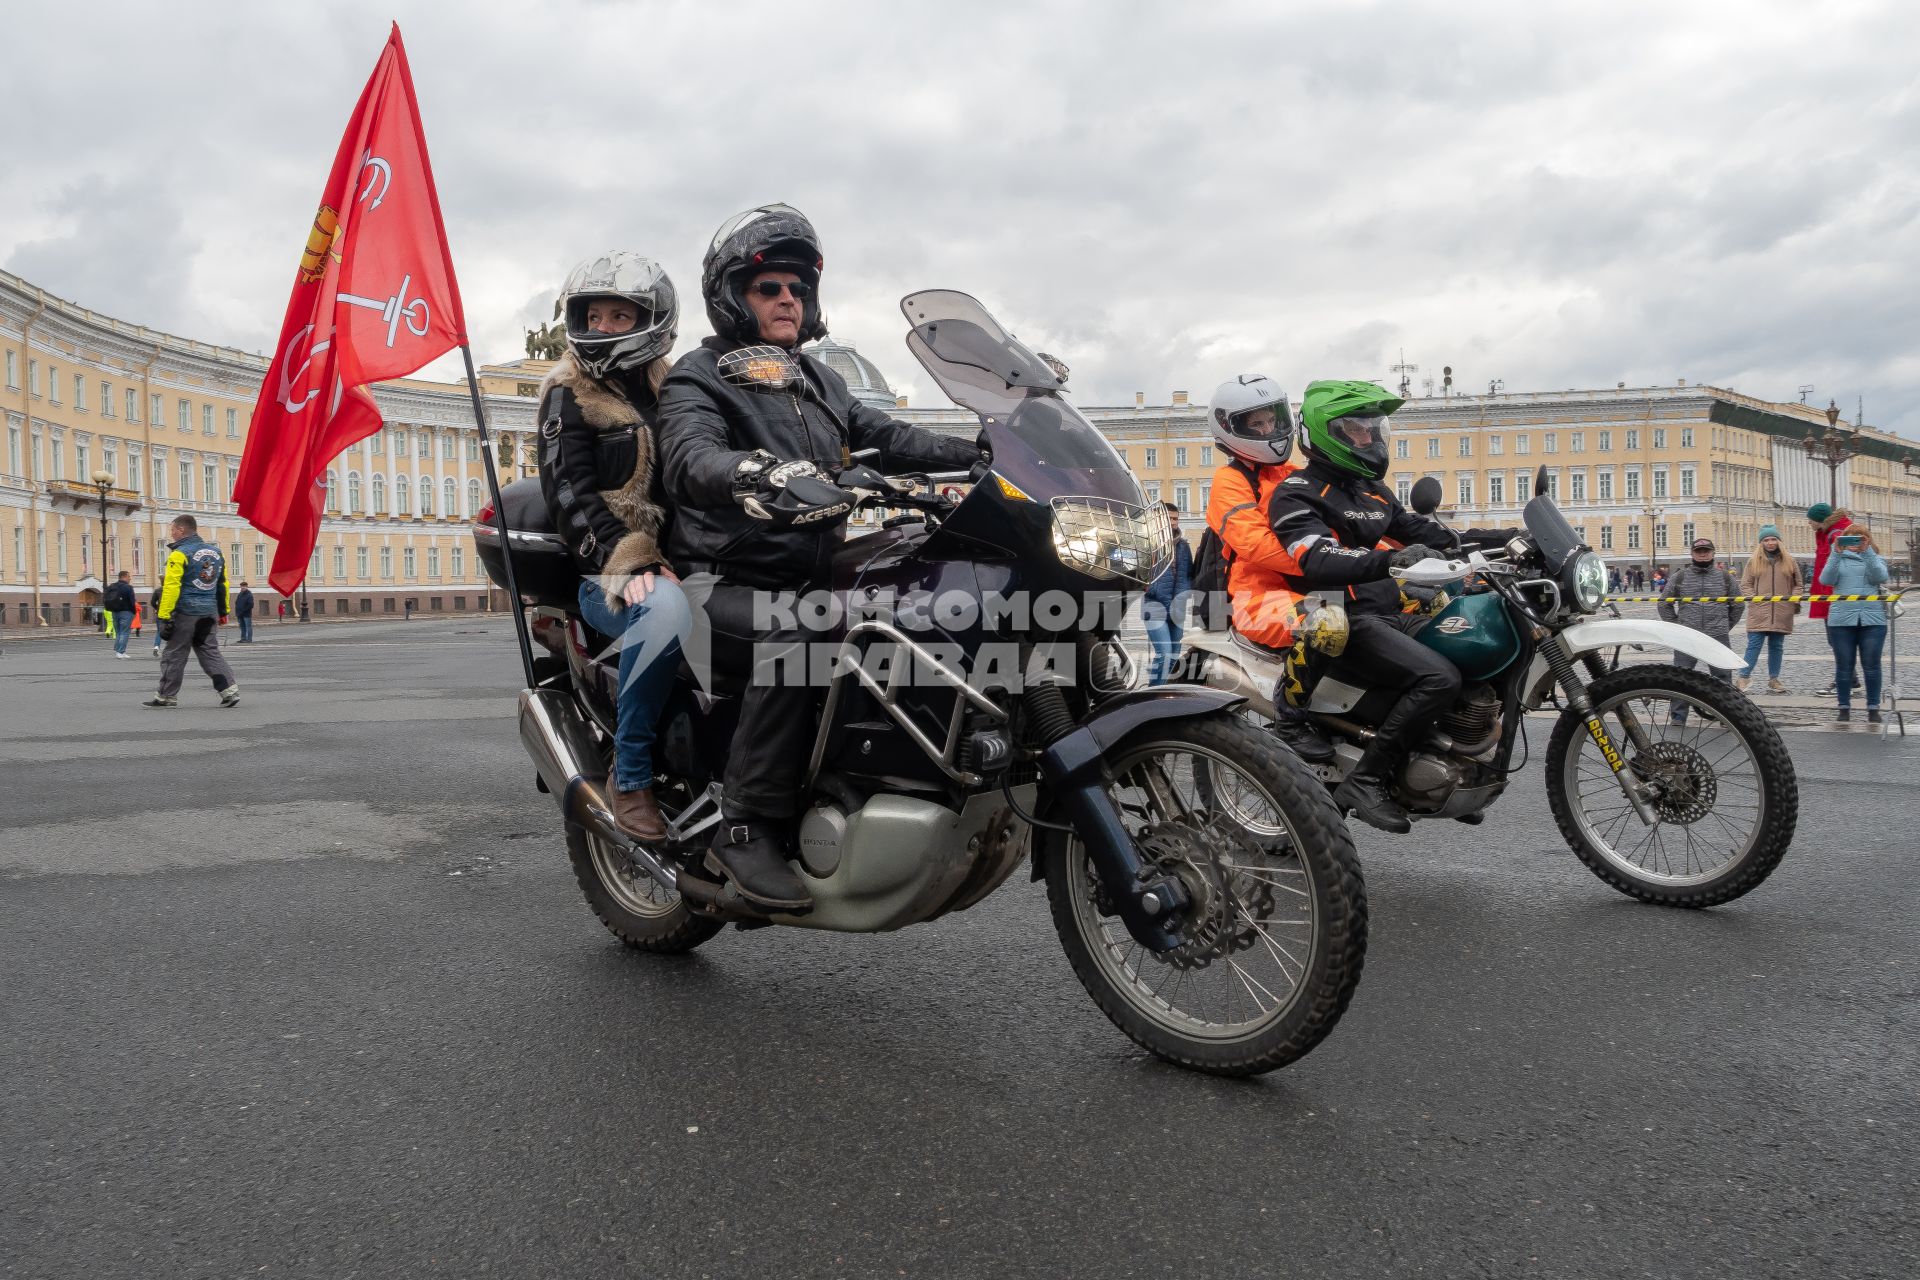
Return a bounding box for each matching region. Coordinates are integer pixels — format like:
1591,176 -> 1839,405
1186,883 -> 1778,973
1143,502 -> 1194,685
1817,523 -> 1890,723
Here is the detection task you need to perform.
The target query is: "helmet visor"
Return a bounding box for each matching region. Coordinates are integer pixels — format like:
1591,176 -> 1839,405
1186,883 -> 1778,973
1328,413 -> 1389,451
1227,401 -> 1295,443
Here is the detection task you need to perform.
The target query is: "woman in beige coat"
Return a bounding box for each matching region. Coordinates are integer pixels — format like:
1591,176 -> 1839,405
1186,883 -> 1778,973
1736,523 -> 1803,692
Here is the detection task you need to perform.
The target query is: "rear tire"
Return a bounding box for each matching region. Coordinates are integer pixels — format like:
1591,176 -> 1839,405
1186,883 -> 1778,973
1042,713 -> 1366,1076
565,823 -> 720,953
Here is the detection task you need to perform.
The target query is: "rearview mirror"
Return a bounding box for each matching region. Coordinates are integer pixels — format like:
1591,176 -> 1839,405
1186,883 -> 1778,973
1534,464 -> 1551,497
1409,476 -> 1443,515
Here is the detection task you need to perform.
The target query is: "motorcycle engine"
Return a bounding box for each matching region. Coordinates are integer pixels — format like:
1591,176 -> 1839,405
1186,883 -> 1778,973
1438,683 -> 1501,753
1398,752 -> 1467,807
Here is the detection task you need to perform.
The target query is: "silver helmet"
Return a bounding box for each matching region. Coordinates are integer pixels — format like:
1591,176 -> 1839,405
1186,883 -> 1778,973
555,251 -> 678,380
1208,374 -> 1296,468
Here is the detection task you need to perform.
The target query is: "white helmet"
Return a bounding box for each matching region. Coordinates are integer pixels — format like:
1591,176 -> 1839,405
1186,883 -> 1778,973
1208,374 -> 1296,467
556,251 -> 678,380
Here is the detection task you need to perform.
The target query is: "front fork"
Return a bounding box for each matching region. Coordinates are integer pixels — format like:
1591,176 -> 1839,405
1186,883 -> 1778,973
1540,636 -> 1660,825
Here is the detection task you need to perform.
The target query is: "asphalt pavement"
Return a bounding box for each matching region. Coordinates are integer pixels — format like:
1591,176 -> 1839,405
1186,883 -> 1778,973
3,619 -> 1916,1279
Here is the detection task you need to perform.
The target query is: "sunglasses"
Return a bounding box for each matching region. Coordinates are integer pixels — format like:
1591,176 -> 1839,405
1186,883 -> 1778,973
750,280 -> 813,300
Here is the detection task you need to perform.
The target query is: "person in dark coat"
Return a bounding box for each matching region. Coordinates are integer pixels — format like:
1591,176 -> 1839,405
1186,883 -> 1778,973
234,581 -> 256,643
103,571 -> 137,658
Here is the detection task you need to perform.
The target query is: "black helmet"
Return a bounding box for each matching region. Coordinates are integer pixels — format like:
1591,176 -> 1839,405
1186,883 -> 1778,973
701,203 -> 826,344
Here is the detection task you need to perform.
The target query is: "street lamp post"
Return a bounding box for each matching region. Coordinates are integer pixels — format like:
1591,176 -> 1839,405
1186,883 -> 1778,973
91,468 -> 117,620
1803,399 -> 1863,509
1644,504 -> 1666,579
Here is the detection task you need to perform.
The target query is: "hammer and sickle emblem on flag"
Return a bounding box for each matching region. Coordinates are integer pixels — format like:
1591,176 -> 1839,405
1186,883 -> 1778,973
357,150 -> 392,209
276,323 -> 342,414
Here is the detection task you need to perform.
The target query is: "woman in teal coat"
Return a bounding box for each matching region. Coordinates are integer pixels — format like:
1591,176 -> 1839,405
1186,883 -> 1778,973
1817,523 -> 1891,723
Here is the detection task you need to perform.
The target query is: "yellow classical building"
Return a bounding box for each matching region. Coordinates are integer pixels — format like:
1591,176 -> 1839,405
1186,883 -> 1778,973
5,263 -> 1916,629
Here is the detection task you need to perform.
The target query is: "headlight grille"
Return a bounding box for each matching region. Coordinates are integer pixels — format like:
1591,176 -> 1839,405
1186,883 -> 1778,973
1050,496 -> 1172,585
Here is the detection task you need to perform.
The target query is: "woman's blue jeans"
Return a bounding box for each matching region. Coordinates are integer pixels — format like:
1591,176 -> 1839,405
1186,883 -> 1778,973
1739,631 -> 1785,680
577,576 -> 692,791
1828,623 -> 1886,709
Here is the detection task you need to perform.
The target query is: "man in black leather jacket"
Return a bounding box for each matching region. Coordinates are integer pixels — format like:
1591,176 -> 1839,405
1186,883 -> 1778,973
658,203 -> 979,912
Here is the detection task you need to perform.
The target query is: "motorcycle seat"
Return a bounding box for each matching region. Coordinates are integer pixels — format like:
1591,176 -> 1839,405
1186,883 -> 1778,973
1229,628 -> 1290,662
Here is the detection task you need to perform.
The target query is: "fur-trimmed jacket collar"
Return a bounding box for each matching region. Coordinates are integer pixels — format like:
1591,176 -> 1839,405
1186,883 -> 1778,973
535,353 -> 666,583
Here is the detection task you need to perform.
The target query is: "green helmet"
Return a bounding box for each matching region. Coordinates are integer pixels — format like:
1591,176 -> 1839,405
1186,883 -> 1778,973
1300,380 -> 1404,480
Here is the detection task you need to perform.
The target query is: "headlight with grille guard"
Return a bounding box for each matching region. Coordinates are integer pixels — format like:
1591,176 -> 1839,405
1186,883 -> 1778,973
1049,496 -> 1171,585
1572,552 -> 1607,611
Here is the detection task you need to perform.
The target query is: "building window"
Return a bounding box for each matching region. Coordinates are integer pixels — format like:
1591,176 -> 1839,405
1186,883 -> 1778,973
357,546 -> 369,578
50,435 -> 64,481
1625,429 -> 1639,450
74,376 -> 87,411
1681,427 -> 1694,448
57,530 -> 67,577
202,405 -> 214,435
1543,432 -> 1557,454
372,475 -> 387,513
1515,434 -> 1530,456
28,358 -> 41,395
204,463 -> 219,501
1173,483 -> 1190,512
418,477 -> 433,516
427,547 -> 440,577
451,545 -> 465,579
1488,474 -> 1505,505
329,547 -> 343,579
1624,468 -> 1642,500
1652,467 -> 1669,499
101,381 -> 115,417
7,423 -> 19,475
1655,523 -> 1670,550
1426,436 -> 1441,459
1115,447 -> 1127,467
465,478 -> 481,516
1628,523 -> 1642,550
227,408 -> 239,437
404,547 -> 417,578
1682,520 -> 1697,547
1489,435 -> 1503,456
47,365 -> 59,401
1570,471 -> 1587,502
1458,435 -> 1472,457
380,546 -> 393,577
177,399 -> 189,431
347,472 -> 363,514
178,460 -> 192,500
1598,470 -> 1614,501
1395,437 -> 1410,460
1143,447 -> 1157,469
1395,476 -> 1411,505
371,431 -> 385,457
464,435 -> 479,462
1143,482 -> 1160,503
126,446 -> 140,491
1679,465 -> 1697,497
151,393 -> 163,426
1199,446 -> 1213,466
1652,428 -> 1667,450
1600,525 -> 1613,551
126,389 -> 139,420
397,477 -> 412,515
152,456 -> 166,497
1174,447 -> 1187,468
1546,471 -> 1560,499
1598,430 -> 1612,451
1457,476 -> 1474,507
418,433 -> 431,459
3,350 -> 14,388
1570,431 -> 1583,452
76,440 -> 90,477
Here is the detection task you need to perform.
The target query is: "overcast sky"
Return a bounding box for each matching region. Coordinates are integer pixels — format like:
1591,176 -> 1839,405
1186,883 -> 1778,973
5,1 -> 1916,434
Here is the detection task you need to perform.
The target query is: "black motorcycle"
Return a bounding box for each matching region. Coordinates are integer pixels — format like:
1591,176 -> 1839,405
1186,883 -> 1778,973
475,290 -> 1366,1076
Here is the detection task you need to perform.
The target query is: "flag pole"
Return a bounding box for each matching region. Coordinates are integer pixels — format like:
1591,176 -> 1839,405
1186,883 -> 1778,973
459,343 -> 539,688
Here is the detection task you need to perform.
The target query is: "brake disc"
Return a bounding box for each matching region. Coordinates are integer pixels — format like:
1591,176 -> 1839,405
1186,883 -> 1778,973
1635,740 -> 1719,825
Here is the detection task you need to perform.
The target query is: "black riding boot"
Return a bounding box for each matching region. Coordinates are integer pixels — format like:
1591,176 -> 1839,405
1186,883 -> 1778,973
1333,744 -> 1412,834
706,820 -> 814,913
1272,709 -> 1335,763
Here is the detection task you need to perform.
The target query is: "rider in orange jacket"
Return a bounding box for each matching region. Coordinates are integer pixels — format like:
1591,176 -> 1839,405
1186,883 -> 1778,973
1201,375 -> 1333,762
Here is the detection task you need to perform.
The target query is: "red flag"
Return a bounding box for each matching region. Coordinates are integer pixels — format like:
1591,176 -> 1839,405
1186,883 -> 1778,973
236,23 -> 466,596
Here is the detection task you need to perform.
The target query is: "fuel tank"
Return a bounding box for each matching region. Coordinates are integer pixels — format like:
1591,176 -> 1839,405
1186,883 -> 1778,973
1416,592 -> 1521,682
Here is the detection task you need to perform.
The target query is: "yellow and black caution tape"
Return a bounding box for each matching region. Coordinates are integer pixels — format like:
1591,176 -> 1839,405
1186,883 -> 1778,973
1606,593 -> 1905,603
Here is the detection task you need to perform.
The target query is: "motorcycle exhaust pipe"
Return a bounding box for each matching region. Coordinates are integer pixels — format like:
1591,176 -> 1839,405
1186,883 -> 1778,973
518,688 -> 679,894
1195,653 -> 1277,720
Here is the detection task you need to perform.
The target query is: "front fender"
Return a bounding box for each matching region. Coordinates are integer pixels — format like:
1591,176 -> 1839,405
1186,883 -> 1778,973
1559,618 -> 1745,670
1081,683 -> 1246,753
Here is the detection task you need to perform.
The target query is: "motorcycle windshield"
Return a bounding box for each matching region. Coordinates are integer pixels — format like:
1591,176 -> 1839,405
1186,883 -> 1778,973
1523,494 -> 1585,571
901,289 -> 1139,504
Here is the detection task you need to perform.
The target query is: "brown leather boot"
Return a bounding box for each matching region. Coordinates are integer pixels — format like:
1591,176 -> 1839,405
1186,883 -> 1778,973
611,786 -> 667,843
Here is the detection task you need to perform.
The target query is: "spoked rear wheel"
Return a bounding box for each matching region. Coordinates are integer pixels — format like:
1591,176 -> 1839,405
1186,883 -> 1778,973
1042,714 -> 1366,1076
566,816 -> 720,953
1546,665 -> 1796,907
